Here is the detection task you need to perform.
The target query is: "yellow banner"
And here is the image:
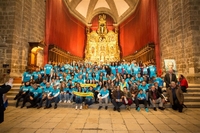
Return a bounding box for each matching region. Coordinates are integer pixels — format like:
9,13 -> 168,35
73,92 -> 94,97
80,84 -> 97,88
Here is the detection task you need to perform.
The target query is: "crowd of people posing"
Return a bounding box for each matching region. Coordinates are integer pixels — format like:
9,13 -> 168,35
14,60 -> 188,113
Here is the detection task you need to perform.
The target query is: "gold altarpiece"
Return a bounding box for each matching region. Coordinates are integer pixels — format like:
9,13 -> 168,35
85,14 -> 120,64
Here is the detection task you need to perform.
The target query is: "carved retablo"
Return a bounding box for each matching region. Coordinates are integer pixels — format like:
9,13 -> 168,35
85,14 -> 120,64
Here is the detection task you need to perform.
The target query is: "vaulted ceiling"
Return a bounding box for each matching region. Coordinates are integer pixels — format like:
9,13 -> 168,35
64,0 -> 139,26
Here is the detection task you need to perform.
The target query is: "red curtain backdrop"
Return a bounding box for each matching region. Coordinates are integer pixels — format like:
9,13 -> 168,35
44,0 -> 86,64
119,0 -> 160,72
90,14 -> 114,31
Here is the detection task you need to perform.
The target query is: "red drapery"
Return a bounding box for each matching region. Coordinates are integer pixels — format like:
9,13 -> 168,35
44,0 -> 86,64
119,0 -> 160,73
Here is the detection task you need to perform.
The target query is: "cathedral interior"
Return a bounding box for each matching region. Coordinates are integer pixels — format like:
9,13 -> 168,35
0,1 -> 200,132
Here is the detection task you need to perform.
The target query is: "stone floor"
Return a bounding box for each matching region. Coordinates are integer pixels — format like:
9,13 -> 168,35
1,106 -> 200,133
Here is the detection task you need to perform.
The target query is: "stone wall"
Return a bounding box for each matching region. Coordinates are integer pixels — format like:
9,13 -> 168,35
158,0 -> 200,83
0,0 -> 45,78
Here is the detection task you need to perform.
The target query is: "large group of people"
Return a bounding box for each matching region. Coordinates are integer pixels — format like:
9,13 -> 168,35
13,60 -> 187,113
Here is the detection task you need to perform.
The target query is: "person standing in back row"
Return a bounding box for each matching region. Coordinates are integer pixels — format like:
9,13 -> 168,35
164,69 -> 177,88
0,78 -> 13,123
44,61 -> 53,82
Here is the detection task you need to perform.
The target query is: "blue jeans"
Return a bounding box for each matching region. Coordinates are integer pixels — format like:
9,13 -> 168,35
75,96 -> 82,104
66,93 -> 73,101
60,93 -> 66,101
46,96 -> 59,107
85,98 -> 93,106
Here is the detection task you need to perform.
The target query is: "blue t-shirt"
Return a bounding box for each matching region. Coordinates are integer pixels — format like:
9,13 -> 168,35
154,77 -> 164,87
30,88 -> 42,98
23,72 -> 32,82
64,87 -> 72,93
110,66 -> 116,75
49,89 -> 60,97
44,64 -> 53,74
126,66 -> 132,74
40,82 -> 46,88
143,68 -> 148,75
40,70 -> 45,77
117,65 -> 122,74
139,84 -> 149,92
20,85 -> 30,92
149,65 -> 157,78
43,87 -> 53,94
53,66 -> 59,73
99,89 -> 109,97
137,77 -> 144,82
86,89 -> 93,99
132,66 -> 141,75
137,93 -> 146,100
32,71 -> 39,80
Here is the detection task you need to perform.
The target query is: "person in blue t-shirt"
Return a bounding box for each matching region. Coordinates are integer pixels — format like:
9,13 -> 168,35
135,89 -> 149,112
32,68 -> 40,81
98,86 -> 109,110
142,64 -> 149,76
153,76 -> 164,88
22,69 -> 32,83
94,81 -> 103,103
84,86 -> 94,109
15,82 -> 30,108
136,73 -> 144,83
44,84 -> 60,109
132,64 -> 141,76
44,61 -> 53,82
138,81 -> 149,101
40,79 -> 47,89
74,86 -> 83,110
39,67 -> 45,78
148,64 -> 157,79
25,82 -> 42,108
59,82 -> 68,103
37,82 -> 53,109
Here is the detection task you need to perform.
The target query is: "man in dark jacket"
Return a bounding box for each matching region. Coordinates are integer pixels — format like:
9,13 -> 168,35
166,81 -> 184,112
164,69 -> 177,88
112,85 -> 124,112
149,85 -> 164,111
0,78 -> 13,123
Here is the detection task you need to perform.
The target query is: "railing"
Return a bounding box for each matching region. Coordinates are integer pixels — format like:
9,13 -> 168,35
48,44 -> 83,63
122,43 -> 155,64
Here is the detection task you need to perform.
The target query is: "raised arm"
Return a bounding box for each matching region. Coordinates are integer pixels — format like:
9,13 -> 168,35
0,78 -> 13,94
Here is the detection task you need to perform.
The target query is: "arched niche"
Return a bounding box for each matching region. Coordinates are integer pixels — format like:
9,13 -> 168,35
28,42 -> 45,71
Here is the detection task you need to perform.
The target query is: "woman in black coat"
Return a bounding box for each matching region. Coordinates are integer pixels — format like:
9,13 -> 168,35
0,78 -> 13,123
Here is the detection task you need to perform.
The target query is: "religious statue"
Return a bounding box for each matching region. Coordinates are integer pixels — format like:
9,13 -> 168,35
97,14 -> 107,35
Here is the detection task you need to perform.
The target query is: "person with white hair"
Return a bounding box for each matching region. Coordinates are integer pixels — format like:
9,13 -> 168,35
166,81 -> 184,112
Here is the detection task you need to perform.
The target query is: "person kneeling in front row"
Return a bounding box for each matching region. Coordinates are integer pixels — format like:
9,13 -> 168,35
98,86 -> 109,110
135,89 -> 149,112
149,85 -> 164,111
44,84 -> 60,109
112,86 -> 124,112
